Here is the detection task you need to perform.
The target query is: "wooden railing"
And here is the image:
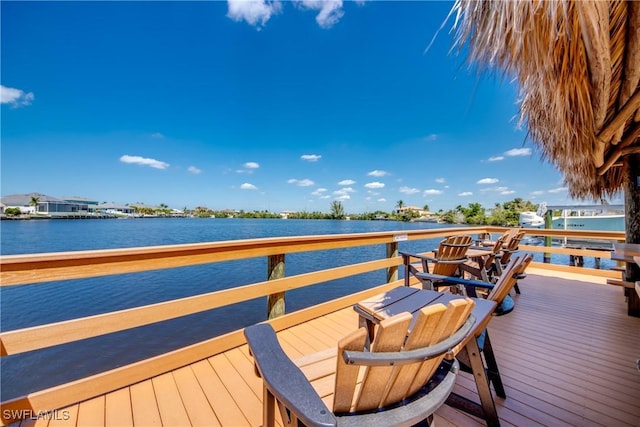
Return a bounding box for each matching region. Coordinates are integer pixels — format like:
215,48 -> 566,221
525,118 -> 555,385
0,226 -> 626,425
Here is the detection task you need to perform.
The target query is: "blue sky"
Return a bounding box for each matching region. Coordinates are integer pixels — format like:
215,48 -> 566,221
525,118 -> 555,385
1,1 -> 612,213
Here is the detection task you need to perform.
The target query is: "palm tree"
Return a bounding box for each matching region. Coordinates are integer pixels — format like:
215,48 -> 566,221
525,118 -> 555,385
396,200 -> 405,215
30,195 -> 40,214
330,201 -> 345,219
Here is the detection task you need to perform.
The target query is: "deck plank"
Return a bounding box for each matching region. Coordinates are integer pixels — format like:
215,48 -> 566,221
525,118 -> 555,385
190,360 -> 249,427
172,366 -> 219,427
208,353 -> 263,426
129,380 -> 162,427
76,396 -> 104,426
152,373 -> 191,426
105,388 -> 132,427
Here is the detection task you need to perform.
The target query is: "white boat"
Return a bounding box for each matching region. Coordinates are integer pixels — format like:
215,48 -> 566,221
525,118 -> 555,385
519,205 -> 625,232
550,213 -> 624,232
519,211 -> 545,228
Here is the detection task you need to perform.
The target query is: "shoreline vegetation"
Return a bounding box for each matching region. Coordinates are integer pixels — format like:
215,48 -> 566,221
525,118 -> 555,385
1,197 -> 540,227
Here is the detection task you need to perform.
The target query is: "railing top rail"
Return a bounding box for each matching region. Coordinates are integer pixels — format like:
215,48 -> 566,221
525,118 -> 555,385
0,226 -> 483,264
0,226 -> 484,286
485,226 -> 625,241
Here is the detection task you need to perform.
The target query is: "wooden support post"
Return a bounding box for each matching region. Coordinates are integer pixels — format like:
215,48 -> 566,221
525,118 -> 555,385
624,153 -> 640,316
544,209 -> 553,263
267,254 -> 285,319
386,242 -> 398,283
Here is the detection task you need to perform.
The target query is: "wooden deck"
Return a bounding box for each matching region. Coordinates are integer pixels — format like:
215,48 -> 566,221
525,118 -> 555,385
12,269 -> 640,427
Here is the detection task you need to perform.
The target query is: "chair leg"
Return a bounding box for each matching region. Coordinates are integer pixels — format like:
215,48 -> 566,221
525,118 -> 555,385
463,337 -> 501,427
264,386 -> 277,427
482,332 -> 506,399
513,282 -> 521,294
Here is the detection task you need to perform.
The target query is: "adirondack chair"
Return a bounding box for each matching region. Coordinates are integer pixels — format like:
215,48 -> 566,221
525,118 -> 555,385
416,254 -> 533,317
400,235 -> 472,290
245,298 -> 476,427
497,230 -> 527,294
459,234 -> 509,283
414,255 -> 532,399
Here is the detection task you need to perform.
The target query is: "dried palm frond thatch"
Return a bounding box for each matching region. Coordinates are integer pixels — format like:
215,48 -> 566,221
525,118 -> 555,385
450,0 -> 640,200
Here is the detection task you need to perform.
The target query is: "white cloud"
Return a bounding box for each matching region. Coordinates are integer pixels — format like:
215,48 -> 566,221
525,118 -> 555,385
423,189 -> 443,195
548,187 -> 568,193
335,187 -> 355,194
151,132 -> 165,139
364,182 -> 385,189
399,186 -> 420,195
338,179 -> 355,185
227,0 -> 281,28
301,154 -> 322,162
296,0 -> 344,28
477,178 -> 499,184
505,148 -> 532,157
0,85 -> 34,107
240,183 -> 258,190
367,170 -> 388,177
288,178 -> 315,187
530,190 -> 544,196
501,190 -> 516,195
488,156 -> 504,162
480,186 -> 509,193
187,166 -> 202,174
377,198 -> 386,202
311,188 -> 327,196
336,194 -> 351,200
237,161 -> 260,174
120,155 -> 169,170
423,134 -> 438,142
435,178 -> 446,184
458,191 -> 473,196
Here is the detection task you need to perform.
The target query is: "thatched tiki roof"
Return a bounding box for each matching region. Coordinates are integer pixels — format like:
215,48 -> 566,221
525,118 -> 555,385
450,0 -> 640,201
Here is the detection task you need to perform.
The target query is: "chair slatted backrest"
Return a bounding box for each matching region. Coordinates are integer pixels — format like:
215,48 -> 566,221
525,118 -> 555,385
500,230 -> 525,265
486,254 -> 533,304
484,234 -> 508,274
333,298 -> 475,413
432,235 -> 473,276
463,234 -> 509,282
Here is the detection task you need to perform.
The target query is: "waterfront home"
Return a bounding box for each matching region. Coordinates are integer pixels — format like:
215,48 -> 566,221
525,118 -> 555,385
0,193 -> 90,218
98,202 -> 136,217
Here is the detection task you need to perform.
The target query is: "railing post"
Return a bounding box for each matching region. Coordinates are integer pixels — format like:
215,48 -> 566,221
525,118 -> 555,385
386,242 -> 398,283
267,254 -> 285,319
544,210 -> 553,263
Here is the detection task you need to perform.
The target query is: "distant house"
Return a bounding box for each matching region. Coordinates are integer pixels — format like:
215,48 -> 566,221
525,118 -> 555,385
280,210 -> 296,219
0,193 -> 89,217
396,206 -> 429,217
99,202 -> 135,216
64,196 -> 99,214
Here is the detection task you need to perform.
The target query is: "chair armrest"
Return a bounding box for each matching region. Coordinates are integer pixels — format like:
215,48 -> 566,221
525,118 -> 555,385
399,251 -> 438,263
244,324 -> 337,427
415,272 -> 495,290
